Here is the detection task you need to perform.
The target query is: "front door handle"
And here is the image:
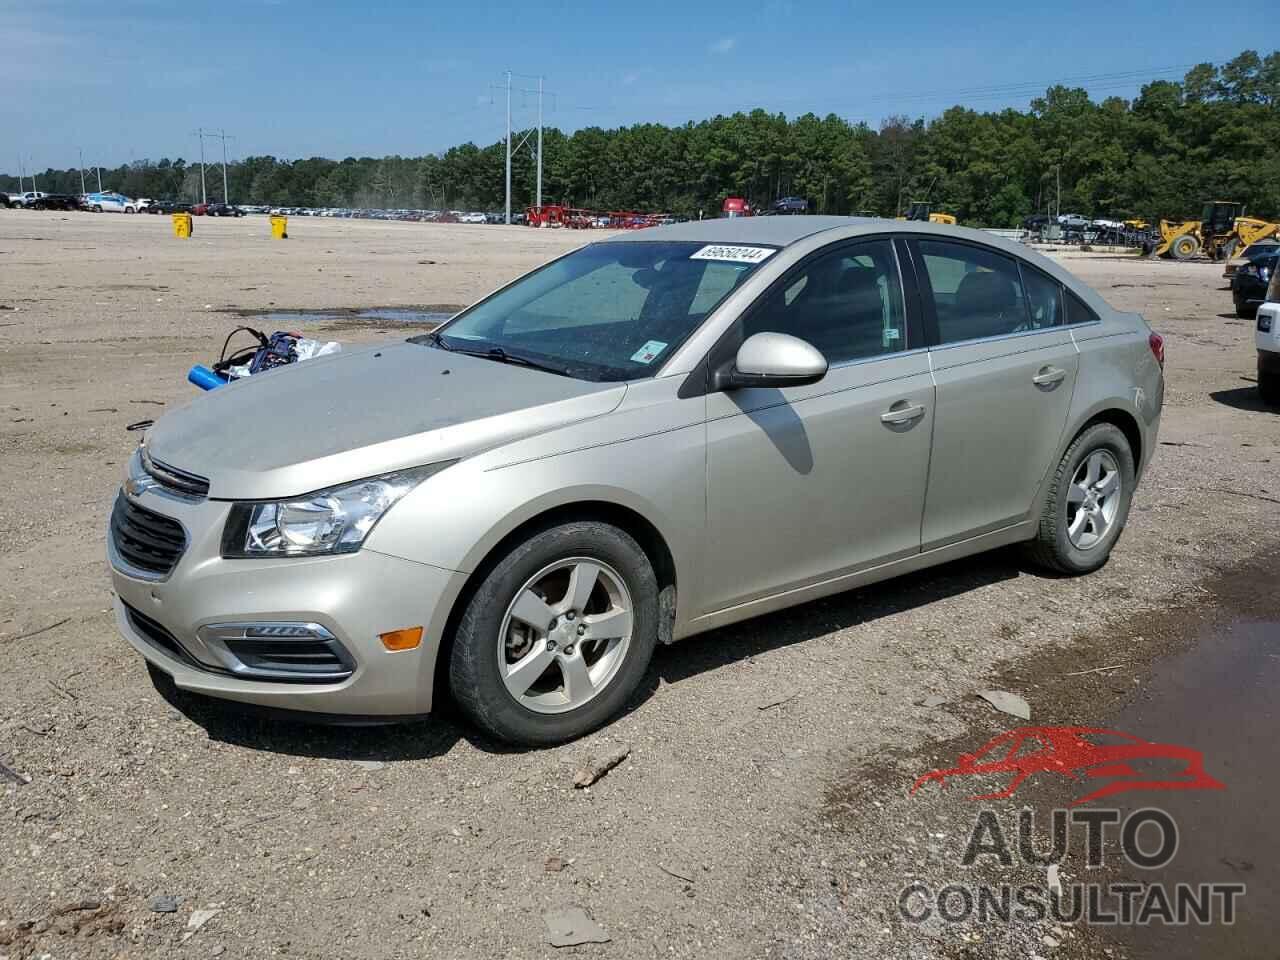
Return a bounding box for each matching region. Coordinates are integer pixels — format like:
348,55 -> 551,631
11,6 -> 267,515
1032,366 -> 1067,387
880,400 -> 927,425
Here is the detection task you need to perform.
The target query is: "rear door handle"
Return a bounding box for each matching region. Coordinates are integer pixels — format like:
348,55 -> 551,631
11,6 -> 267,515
1032,366 -> 1067,387
880,401 -> 927,425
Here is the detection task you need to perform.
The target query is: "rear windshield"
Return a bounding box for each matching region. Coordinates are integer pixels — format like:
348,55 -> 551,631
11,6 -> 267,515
414,241 -> 772,381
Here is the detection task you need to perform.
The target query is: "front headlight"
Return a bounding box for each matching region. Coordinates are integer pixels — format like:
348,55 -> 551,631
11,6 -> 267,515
221,463 -> 452,558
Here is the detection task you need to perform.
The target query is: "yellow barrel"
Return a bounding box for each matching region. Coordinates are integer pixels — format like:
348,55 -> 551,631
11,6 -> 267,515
171,212 -> 193,238
269,215 -> 288,239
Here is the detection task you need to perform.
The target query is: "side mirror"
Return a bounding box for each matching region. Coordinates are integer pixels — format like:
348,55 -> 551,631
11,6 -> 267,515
713,332 -> 828,391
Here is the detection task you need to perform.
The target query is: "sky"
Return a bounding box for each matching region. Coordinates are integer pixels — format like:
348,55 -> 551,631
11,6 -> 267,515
0,0 -> 1264,173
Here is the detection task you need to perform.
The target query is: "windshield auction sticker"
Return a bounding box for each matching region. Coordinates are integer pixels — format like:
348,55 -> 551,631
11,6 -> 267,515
689,244 -> 775,264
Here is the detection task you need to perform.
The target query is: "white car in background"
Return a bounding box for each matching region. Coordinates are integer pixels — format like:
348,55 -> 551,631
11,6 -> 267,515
86,191 -> 139,213
461,211 -> 487,224
10,191 -> 46,208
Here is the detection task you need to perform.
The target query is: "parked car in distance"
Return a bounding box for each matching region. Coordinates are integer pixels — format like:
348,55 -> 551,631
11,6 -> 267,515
143,199 -> 193,215
0,191 -> 10,208
205,203 -> 245,217
1057,212 -> 1090,229
9,190 -> 46,208
1256,269 -> 1280,405
31,193 -> 83,211
86,191 -> 139,213
109,217 -> 1164,746
460,211 -> 487,224
1223,239 -> 1279,280
1232,246 -> 1277,317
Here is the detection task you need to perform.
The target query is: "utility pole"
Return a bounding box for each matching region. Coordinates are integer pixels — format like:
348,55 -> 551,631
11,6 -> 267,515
490,72 -> 549,224
78,149 -> 86,195
95,166 -> 102,191
504,71 -> 512,224
203,129 -> 234,202
194,128 -> 208,205
16,156 -> 23,194
536,75 -> 543,213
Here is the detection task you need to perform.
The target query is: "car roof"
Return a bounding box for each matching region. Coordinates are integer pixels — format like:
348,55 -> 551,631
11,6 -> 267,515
601,215 -> 866,247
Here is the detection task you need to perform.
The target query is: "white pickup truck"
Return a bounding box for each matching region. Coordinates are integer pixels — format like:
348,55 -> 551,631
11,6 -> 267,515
9,191 -> 47,208
1256,270 -> 1280,405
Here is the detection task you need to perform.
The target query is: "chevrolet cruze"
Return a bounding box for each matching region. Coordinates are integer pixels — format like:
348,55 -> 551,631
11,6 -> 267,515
108,217 -> 1165,745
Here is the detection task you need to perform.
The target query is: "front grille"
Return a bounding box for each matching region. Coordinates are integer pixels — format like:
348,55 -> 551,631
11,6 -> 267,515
142,450 -> 210,499
111,494 -> 187,577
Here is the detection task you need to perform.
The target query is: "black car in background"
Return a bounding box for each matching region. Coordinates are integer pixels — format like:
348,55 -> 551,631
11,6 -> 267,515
144,200 -> 193,215
1232,247 -> 1278,317
206,203 -> 244,217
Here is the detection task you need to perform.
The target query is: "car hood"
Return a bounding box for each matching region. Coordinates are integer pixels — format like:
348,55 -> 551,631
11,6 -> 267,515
145,341 -> 625,500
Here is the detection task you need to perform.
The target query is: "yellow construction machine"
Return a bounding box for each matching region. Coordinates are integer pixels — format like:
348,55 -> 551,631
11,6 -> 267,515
1150,201 -> 1279,261
898,201 -> 957,226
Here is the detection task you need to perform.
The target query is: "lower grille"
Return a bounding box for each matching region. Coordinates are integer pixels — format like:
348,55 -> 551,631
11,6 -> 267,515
111,494 -> 186,577
125,603 -> 209,671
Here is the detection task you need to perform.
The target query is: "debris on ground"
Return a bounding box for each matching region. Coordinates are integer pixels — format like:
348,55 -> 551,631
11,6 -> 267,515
54,899 -> 101,915
544,857 -> 571,873
149,895 -> 180,914
918,693 -> 947,708
352,760 -> 385,771
756,691 -> 800,711
543,906 -> 610,947
572,746 -> 631,788
658,863 -> 696,883
0,759 -> 30,785
181,905 -> 221,943
976,689 -> 1031,720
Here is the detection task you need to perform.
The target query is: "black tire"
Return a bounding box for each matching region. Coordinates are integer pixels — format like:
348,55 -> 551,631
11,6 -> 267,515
1260,372 -> 1280,407
1237,301 -> 1256,319
92,205 -> 102,213
1169,234 -> 1199,260
449,521 -> 658,746
1025,423 -> 1136,575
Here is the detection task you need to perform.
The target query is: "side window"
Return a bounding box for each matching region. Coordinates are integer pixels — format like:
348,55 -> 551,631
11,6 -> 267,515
744,239 -> 907,363
919,240 -> 1027,344
1020,264 -> 1062,329
1064,289 -> 1101,326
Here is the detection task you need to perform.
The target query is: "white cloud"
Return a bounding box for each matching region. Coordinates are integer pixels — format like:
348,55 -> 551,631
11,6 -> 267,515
708,36 -> 737,55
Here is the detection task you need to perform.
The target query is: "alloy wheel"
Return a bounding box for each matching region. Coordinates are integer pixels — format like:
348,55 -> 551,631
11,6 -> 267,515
497,558 -> 634,715
1066,450 -> 1121,550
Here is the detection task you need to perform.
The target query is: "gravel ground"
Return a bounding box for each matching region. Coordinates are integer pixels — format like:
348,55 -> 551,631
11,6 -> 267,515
1,211 -> 1276,959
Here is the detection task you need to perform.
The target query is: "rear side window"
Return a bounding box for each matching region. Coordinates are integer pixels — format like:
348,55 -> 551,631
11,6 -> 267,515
918,240 -> 1027,344
1065,289 -> 1101,326
743,239 -> 907,363
1020,264 -> 1062,329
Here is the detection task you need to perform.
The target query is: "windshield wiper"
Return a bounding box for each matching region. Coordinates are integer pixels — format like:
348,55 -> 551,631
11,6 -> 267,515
418,329 -> 452,351
451,346 -> 572,378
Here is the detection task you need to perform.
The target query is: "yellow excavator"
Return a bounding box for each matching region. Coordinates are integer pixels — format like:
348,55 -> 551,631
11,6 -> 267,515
1150,201 -> 1279,261
898,201 -> 957,226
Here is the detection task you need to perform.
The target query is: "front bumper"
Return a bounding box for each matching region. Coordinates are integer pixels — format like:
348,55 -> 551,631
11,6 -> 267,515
108,483 -> 464,716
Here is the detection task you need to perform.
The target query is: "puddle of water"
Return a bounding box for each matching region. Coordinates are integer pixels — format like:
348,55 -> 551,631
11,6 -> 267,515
354,308 -> 454,324
244,307 -> 457,327
1105,618 -> 1280,959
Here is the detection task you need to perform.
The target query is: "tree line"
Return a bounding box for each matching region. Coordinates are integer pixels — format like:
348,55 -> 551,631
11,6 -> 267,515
3,50 -> 1277,227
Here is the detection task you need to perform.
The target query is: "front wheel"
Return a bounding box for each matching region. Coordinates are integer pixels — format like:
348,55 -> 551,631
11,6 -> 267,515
1169,234 -> 1199,260
449,521 -> 658,746
1025,423 -> 1135,575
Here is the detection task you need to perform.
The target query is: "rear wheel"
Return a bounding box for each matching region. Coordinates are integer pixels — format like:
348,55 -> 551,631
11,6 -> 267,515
1260,371 -> 1280,407
92,204 -> 102,213
1169,234 -> 1200,260
1237,300 -> 1256,319
449,521 -> 658,746
1025,423 -> 1135,575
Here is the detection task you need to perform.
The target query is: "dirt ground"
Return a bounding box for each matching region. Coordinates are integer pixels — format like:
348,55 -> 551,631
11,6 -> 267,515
1,210 -> 1276,959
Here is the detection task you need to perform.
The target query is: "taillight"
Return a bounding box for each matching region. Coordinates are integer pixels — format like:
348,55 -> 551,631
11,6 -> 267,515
1149,332 -> 1165,369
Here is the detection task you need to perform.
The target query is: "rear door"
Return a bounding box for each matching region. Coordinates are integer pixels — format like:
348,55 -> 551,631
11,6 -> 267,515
698,237 -> 935,614
909,237 -> 1078,549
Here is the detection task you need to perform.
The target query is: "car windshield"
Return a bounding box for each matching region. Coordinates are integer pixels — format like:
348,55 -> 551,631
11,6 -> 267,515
412,240 -> 770,381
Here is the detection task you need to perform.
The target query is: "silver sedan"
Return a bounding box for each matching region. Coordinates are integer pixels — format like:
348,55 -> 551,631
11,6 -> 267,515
108,217 -> 1164,745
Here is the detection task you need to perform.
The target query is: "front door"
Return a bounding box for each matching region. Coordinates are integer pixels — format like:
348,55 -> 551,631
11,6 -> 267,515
699,238 -> 934,615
